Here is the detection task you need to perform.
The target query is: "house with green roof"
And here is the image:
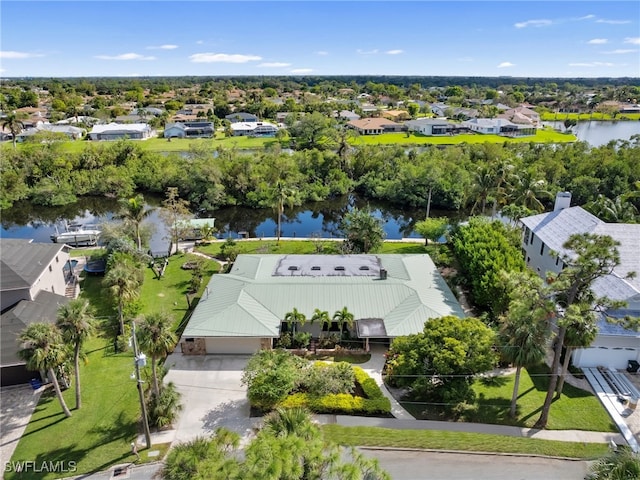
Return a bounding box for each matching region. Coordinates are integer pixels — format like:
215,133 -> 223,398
179,254 -> 465,355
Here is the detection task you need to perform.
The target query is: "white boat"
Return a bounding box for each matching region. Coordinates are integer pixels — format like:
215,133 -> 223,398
50,223 -> 101,246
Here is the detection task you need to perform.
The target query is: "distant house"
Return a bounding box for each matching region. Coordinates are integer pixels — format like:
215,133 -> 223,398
225,112 -> 259,123
16,123 -> 86,142
335,110 -> 361,122
499,106 -> 540,126
430,102 -> 450,117
347,118 -> 403,135
382,110 -> 410,122
89,123 -> 154,141
1,239 -> 73,386
230,121 -> 278,137
519,193 -> 640,370
164,121 -> 214,139
404,118 -> 455,136
462,118 -> 535,136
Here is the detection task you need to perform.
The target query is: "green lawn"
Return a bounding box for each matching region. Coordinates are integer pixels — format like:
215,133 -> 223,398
322,425 -> 609,459
401,364 -> 616,432
195,239 -> 430,259
352,128 -> 576,146
7,253 -> 218,479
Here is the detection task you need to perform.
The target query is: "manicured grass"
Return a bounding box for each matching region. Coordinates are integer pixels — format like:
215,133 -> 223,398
539,112 -> 640,122
351,128 -> 576,146
7,253 -> 220,479
321,425 -> 609,459
195,239 -> 430,259
401,364 -> 616,432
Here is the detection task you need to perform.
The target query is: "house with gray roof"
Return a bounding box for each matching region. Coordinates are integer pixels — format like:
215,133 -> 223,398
520,193 -> 640,369
230,121 -> 278,137
179,254 -> 465,355
1,239 -> 72,385
225,112 -> 259,123
404,118 -> 456,136
164,121 -> 214,139
89,123 -> 155,141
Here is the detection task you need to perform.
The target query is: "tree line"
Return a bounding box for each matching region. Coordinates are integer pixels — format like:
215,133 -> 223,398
1,139 -> 639,221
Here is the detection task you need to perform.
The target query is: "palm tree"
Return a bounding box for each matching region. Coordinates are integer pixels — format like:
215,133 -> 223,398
137,312 -> 177,398
103,255 -> 143,337
509,171 -> 551,213
556,304 -> 597,396
117,194 -> 155,251
18,323 -> 72,418
271,180 -> 297,244
500,303 -> 549,418
586,194 -> 639,223
56,298 -> 96,410
587,447 -> 640,479
470,165 -> 497,215
333,307 -> 355,333
311,308 -> 331,338
2,112 -> 24,149
284,308 -> 306,335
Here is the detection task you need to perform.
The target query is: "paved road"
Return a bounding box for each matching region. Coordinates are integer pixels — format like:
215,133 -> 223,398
362,449 -> 591,480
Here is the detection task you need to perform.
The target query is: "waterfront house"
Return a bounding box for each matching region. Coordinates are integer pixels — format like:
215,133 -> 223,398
229,121 -> 278,137
347,117 -> 403,135
164,121 -> 214,139
89,123 -> 154,141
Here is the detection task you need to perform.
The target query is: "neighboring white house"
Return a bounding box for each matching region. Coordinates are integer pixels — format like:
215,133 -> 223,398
462,118 -> 536,136
16,123 -> 86,141
404,118 -> 455,136
0,239 -> 72,386
346,118 -> 403,135
89,123 -> 155,141
520,192 -> 640,369
335,110 -> 361,122
225,112 -> 259,123
229,121 -> 278,137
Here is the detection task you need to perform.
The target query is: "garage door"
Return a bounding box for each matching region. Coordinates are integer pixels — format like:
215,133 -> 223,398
205,337 -> 263,355
574,346 -> 639,369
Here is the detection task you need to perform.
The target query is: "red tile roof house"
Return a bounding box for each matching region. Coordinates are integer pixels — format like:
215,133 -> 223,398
347,117 -> 403,135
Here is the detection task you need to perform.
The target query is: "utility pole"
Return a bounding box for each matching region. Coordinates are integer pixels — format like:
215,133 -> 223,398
131,320 -> 152,449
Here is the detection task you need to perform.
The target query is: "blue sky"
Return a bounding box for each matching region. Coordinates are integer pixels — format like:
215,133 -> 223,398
1,1 -> 639,78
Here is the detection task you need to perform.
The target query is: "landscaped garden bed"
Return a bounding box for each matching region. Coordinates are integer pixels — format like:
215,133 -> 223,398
242,349 -> 391,417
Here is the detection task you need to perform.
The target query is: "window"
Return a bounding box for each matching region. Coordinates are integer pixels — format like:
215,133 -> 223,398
288,266 -> 298,271
334,266 -> 345,271
555,256 -> 560,266
359,266 -> 370,271
56,256 -> 59,263
49,265 -> 52,272
524,227 -> 531,245
540,243 -> 545,256
530,232 -> 534,244
311,266 -> 321,271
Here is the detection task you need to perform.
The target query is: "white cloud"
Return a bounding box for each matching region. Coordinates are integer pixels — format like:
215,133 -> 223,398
315,51 -> 329,56
386,49 -> 403,55
514,19 -> 552,28
189,53 -> 261,63
196,40 -> 204,45
603,49 -> 637,55
577,14 -> 596,20
95,53 -> 155,60
0,68 -> 5,73
148,44 -> 178,50
624,37 -> 640,45
587,38 -> 608,44
290,68 -> 313,74
497,62 -> 515,68
568,61 -> 615,67
356,49 -> 379,55
0,50 -> 44,59
258,62 -> 291,68
596,19 -> 631,25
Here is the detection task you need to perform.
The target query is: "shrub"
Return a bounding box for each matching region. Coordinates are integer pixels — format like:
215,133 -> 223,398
302,362 -> 355,397
292,331 -> 312,349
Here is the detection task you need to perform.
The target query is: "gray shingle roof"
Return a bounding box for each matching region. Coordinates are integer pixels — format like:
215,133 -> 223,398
183,254 -> 465,339
0,239 -> 66,292
1,291 -> 69,366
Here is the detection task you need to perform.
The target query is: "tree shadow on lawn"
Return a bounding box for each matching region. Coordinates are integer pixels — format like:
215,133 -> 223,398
89,411 -> 136,446
10,445 -> 92,480
528,363 -> 593,398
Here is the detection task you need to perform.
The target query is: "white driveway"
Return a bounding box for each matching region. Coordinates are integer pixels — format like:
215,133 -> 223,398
163,354 -> 258,444
0,385 -> 42,467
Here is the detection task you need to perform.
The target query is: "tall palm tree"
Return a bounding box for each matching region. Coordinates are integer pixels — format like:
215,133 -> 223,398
284,308 -> 306,335
103,256 -> 143,337
586,194 -> 639,223
556,304 -> 597,396
470,165 -> 498,215
117,194 -> 155,251
18,323 -> 72,418
56,298 -> 96,410
2,112 -> 24,149
271,180 -> 297,244
136,312 -> 177,398
333,307 -> 355,333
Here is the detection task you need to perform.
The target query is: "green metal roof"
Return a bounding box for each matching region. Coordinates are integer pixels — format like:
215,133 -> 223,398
182,254 -> 465,339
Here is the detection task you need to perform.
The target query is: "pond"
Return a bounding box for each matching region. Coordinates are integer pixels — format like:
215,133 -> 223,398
543,120 -> 640,147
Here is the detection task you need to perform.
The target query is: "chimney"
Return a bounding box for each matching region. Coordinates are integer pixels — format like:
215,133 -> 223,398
554,192 -> 571,212
379,268 -> 388,280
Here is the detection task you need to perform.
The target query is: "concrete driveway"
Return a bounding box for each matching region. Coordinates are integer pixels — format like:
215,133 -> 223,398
0,385 -> 41,467
163,354 -> 258,444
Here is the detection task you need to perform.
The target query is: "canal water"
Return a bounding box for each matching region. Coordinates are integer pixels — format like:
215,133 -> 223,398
543,120 -> 640,147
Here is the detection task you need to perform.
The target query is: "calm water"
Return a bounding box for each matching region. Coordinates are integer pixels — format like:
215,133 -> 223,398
0,195 -> 459,245
543,120 -> 640,147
